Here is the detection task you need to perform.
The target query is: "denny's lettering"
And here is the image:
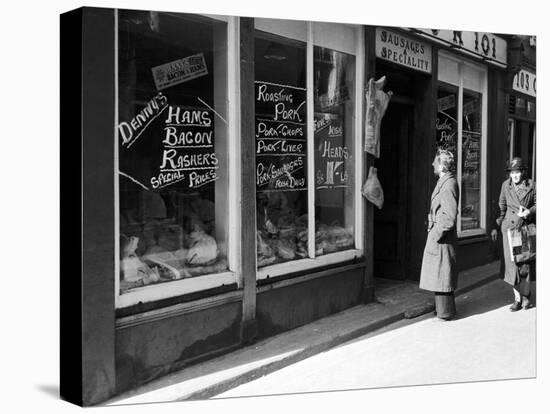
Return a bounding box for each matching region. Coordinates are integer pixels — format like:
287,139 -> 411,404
375,28 -> 432,73
119,93 -> 168,149
118,95 -> 219,192
255,81 -> 307,192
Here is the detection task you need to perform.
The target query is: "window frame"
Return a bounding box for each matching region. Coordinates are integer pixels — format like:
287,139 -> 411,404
254,20 -> 365,280
114,12 -> 242,309
438,51 -> 488,238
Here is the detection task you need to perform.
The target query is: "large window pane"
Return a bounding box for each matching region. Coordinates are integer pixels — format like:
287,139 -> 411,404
118,10 -> 229,294
436,83 -> 459,160
314,46 -> 355,255
255,33 -> 308,267
461,89 -> 482,230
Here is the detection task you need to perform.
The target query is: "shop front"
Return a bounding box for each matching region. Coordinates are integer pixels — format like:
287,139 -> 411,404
62,8 -> 371,405
506,35 -> 536,180
370,27 -> 511,280
369,27 -> 435,279
61,8 -> 519,406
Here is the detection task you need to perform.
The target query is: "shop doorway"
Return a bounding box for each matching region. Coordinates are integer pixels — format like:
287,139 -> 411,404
511,120 -> 536,180
373,101 -> 413,279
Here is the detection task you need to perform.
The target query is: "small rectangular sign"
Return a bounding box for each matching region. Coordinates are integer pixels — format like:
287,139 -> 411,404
151,53 -> 208,91
375,28 -> 432,73
437,94 -> 455,112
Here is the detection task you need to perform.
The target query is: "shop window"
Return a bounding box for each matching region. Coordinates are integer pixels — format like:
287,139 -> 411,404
461,89 -> 482,231
314,46 -> 356,256
254,21 -> 363,276
116,10 -> 233,304
254,33 -> 308,267
437,53 -> 487,236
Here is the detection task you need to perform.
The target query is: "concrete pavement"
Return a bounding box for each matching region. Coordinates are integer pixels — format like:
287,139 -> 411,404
105,261 -> 502,406
215,278 -> 536,398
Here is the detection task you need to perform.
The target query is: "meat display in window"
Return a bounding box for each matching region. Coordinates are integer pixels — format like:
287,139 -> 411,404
120,234 -> 161,291
257,231 -> 276,267
186,225 -> 219,266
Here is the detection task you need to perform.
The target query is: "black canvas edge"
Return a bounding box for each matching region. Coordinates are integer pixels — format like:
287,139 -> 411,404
60,7 -> 84,407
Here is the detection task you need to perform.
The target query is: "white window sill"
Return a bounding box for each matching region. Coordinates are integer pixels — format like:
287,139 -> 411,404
458,228 -> 486,238
116,271 -> 237,309
257,249 -> 363,281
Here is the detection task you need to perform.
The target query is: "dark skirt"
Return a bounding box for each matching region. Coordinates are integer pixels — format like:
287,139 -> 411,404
434,291 -> 456,319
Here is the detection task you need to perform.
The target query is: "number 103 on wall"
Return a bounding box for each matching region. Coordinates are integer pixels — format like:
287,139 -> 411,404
513,69 -> 536,98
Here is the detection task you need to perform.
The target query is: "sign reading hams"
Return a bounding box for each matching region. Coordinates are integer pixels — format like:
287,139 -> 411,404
117,94 -> 219,193
375,28 -> 432,73
255,81 -> 307,193
154,105 -> 218,190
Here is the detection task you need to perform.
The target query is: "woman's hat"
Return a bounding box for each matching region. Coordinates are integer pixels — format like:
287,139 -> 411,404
507,157 -> 527,171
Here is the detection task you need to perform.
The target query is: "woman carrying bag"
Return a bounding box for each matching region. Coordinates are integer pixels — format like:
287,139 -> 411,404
494,157 -> 536,311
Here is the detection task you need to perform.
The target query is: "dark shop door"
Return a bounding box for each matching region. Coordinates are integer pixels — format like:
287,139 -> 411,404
373,101 -> 412,279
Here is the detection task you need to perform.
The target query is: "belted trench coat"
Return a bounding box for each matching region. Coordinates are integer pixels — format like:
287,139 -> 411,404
496,178 -> 536,286
419,173 -> 459,293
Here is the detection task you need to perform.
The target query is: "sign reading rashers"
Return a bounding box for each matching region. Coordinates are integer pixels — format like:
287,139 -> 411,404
375,28 -> 432,73
151,54 -> 208,90
118,93 -> 219,192
153,105 -> 218,190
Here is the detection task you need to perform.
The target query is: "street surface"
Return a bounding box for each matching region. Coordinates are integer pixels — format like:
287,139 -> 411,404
214,279 -> 536,398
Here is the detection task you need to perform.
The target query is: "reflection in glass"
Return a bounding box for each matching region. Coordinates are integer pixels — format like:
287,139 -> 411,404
117,10 -> 229,293
314,46 -> 355,255
436,83 -> 458,160
461,90 -> 482,230
255,33 -> 308,267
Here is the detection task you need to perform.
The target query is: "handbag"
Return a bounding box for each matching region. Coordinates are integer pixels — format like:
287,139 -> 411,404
507,223 -> 536,264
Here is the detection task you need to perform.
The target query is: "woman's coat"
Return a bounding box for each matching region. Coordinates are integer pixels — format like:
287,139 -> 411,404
496,178 -> 536,286
419,174 -> 459,292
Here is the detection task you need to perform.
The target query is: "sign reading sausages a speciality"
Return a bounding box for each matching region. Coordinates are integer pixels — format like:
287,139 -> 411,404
375,28 -> 432,73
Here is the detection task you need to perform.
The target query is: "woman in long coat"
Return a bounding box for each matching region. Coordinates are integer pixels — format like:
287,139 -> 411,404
496,157 -> 536,311
419,149 -> 459,320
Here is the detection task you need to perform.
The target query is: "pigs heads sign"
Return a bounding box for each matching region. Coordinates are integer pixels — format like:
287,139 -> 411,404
118,94 -> 219,193
315,113 -> 349,190
375,28 -> 432,73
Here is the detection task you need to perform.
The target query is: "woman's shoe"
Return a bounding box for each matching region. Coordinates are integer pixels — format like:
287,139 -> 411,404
522,294 -> 534,309
510,301 -> 522,312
